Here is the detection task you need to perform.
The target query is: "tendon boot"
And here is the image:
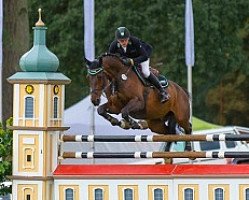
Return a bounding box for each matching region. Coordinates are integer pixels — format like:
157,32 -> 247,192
147,73 -> 170,103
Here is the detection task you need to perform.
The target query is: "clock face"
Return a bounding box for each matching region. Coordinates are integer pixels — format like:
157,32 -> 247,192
25,85 -> 34,94
53,85 -> 59,95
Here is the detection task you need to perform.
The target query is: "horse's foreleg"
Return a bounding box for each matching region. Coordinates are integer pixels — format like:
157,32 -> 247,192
97,102 -> 132,129
137,120 -> 149,129
97,103 -> 121,126
121,98 -> 144,129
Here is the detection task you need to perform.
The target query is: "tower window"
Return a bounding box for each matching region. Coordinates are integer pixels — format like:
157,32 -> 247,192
53,97 -> 58,118
26,194 -> 31,200
24,148 -> 34,169
26,155 -> 31,162
214,188 -> 224,200
184,188 -> 193,200
25,97 -> 34,118
95,188 -> 103,200
124,188 -> 133,200
65,188 -> 73,200
246,188 -> 249,200
154,188 -> 163,200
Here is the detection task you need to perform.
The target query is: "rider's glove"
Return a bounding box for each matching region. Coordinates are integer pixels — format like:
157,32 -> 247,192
123,58 -> 134,66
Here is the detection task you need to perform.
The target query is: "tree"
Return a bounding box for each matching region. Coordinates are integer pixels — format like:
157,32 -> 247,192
28,0 -> 87,108
0,118 -> 13,195
3,0 -> 29,124
193,0 -> 249,125
26,0 -> 249,126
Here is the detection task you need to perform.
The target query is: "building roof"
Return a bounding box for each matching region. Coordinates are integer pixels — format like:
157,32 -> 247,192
8,72 -> 71,84
53,164 -> 249,178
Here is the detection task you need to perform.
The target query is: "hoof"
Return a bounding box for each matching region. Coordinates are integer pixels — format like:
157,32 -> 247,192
137,120 -> 148,129
184,142 -> 192,152
119,119 -> 131,129
164,158 -> 173,164
110,118 -> 120,126
131,122 -> 141,129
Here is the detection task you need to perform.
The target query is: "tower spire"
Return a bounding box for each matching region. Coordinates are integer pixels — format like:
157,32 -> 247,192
35,8 -> 45,27
19,8 -> 59,72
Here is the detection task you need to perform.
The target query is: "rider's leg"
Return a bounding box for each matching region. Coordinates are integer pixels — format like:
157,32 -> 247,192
141,59 -> 170,103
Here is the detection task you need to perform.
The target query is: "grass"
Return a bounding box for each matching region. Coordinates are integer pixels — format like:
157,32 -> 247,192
192,116 -> 221,131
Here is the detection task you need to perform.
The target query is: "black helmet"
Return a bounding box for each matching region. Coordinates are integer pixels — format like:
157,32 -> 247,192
115,27 -> 130,40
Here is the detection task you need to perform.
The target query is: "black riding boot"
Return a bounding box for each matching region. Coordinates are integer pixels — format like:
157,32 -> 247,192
147,73 -> 170,103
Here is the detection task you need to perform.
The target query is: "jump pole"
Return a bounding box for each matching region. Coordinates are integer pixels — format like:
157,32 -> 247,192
61,134 -> 249,142
62,151 -> 249,159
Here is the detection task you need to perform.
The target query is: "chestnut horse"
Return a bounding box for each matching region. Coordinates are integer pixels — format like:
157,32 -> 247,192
85,54 -> 192,151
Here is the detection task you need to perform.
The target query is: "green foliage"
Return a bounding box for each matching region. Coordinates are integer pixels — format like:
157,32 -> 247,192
0,118 -> 13,195
28,0 -> 88,108
27,0 -> 249,126
206,71 -> 249,125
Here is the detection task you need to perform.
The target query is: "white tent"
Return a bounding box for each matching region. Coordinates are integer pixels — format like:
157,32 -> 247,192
62,95 -> 166,164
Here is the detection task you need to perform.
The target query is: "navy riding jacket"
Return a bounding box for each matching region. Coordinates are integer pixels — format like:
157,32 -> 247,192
108,36 -> 153,65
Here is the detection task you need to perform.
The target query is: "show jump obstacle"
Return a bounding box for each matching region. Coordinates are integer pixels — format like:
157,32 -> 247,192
62,134 -> 249,142
62,151 -> 249,159
61,134 -> 249,159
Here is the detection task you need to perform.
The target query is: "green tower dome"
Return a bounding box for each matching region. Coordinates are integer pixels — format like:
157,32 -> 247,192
19,9 -> 59,72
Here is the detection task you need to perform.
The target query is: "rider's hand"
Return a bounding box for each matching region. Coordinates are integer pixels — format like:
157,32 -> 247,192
123,58 -> 134,66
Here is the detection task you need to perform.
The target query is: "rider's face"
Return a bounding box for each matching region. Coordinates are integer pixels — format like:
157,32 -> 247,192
118,38 -> 129,47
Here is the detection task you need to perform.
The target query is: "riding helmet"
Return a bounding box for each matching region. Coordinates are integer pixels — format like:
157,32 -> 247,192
115,27 -> 130,40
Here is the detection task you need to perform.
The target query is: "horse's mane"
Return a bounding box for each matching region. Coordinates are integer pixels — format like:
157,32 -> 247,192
100,53 -> 124,64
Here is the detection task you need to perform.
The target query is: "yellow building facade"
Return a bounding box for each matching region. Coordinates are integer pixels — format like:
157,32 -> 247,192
52,165 -> 249,200
9,79 -> 70,200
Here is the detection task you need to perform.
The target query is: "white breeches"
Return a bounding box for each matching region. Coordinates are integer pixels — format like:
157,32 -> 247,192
140,59 -> 150,78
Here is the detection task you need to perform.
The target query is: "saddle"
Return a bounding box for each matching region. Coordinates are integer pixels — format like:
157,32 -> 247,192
133,65 -> 168,88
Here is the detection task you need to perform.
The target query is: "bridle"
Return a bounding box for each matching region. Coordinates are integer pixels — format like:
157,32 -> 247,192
88,67 -> 111,97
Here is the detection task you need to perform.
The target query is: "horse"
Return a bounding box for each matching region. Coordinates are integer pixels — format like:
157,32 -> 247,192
85,54 -> 192,151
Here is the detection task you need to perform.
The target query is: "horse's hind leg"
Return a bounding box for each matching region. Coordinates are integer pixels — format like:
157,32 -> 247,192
147,119 -> 175,164
184,122 -> 192,151
147,119 -> 173,152
177,119 -> 192,151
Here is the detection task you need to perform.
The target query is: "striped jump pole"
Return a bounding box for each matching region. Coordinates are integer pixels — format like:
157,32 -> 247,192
62,151 -> 249,159
61,134 -> 249,143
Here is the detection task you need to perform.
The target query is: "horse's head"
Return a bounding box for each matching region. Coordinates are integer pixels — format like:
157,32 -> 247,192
85,58 -> 106,106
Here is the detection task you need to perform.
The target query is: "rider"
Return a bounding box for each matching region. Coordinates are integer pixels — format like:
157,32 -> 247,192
108,26 -> 170,103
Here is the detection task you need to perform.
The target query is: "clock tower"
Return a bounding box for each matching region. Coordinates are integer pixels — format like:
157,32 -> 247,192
8,9 -> 71,200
